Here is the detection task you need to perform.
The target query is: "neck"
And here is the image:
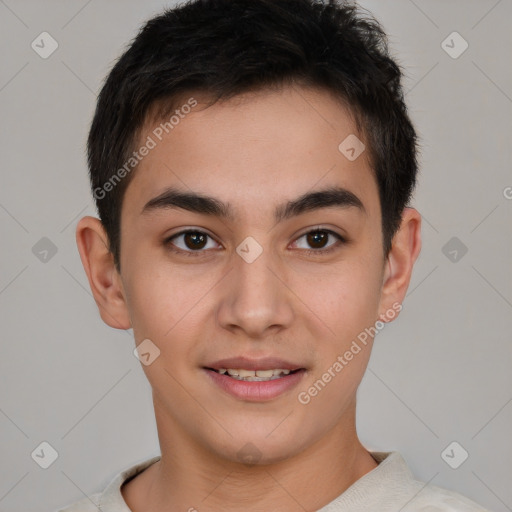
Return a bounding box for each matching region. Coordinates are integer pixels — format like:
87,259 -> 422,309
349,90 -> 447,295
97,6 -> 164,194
123,398 -> 378,512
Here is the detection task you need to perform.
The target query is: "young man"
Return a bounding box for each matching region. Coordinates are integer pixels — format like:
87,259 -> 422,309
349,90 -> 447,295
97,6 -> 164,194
60,0 -> 489,510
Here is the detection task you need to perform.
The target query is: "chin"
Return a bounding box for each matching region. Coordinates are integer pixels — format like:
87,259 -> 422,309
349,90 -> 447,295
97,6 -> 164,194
209,428 -> 312,467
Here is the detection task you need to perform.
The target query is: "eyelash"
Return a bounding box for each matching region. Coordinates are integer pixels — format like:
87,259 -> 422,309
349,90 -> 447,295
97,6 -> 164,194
164,228 -> 346,258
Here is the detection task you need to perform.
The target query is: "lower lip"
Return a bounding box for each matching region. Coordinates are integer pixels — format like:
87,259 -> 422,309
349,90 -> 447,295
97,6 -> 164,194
203,368 -> 306,402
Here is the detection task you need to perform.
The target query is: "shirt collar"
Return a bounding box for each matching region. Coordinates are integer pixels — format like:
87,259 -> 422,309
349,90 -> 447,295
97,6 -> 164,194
98,451 -> 412,511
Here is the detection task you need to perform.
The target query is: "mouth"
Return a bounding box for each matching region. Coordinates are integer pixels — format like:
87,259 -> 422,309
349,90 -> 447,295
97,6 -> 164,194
202,362 -> 307,401
204,367 -> 304,382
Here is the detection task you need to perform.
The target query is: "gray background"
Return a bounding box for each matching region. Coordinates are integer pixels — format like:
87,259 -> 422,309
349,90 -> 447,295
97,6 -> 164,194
0,0 -> 511,511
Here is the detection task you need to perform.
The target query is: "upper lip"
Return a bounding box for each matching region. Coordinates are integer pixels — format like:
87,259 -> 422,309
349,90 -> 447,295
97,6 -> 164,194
204,356 -> 304,371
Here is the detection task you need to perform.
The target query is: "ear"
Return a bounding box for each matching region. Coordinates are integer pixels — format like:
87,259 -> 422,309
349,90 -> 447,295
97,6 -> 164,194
75,216 -> 131,330
377,207 -> 422,322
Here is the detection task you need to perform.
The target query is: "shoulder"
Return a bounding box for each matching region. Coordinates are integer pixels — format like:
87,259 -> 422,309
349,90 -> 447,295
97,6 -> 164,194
365,451 -> 490,512
402,480 -> 491,511
54,455 -> 161,512
55,492 -> 102,512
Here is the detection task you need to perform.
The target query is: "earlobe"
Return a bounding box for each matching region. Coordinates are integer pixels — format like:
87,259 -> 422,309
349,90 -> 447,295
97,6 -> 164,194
378,207 -> 422,321
75,216 -> 131,330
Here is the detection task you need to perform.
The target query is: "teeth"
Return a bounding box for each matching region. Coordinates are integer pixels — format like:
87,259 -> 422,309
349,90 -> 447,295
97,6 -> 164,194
217,368 -> 292,381
254,370 -> 274,378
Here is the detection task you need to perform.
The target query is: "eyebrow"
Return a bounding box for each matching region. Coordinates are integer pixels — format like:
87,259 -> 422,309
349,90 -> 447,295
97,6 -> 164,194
141,185 -> 366,221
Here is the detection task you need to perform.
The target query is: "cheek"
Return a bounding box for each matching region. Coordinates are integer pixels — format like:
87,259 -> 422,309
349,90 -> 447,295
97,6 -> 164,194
338,271 -> 382,332
293,256 -> 382,339
292,266 -> 380,422
121,260 -> 182,340
122,261 -> 216,362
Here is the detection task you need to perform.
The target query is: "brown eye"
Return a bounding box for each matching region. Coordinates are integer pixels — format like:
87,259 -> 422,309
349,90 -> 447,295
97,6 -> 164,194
306,230 -> 330,249
293,228 -> 346,255
183,232 -> 207,250
165,229 -> 219,256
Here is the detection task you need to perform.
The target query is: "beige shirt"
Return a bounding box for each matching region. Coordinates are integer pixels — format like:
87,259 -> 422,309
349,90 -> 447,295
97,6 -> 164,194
57,451 -> 490,511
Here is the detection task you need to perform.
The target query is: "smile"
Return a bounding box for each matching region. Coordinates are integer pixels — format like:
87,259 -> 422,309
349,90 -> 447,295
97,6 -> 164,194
211,368 -> 295,381
204,367 -> 306,401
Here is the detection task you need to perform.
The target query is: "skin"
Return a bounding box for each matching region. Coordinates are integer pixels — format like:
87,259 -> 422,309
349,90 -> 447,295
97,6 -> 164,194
76,84 -> 421,511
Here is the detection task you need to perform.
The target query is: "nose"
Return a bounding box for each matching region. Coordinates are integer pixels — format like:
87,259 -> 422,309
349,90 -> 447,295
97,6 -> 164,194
216,241 -> 295,339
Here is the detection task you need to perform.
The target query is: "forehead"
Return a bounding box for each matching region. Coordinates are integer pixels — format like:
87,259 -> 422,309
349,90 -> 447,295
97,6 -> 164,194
122,85 -> 379,224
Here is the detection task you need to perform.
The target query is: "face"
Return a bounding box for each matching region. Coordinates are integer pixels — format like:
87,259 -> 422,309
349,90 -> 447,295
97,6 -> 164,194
110,85 -> 399,464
